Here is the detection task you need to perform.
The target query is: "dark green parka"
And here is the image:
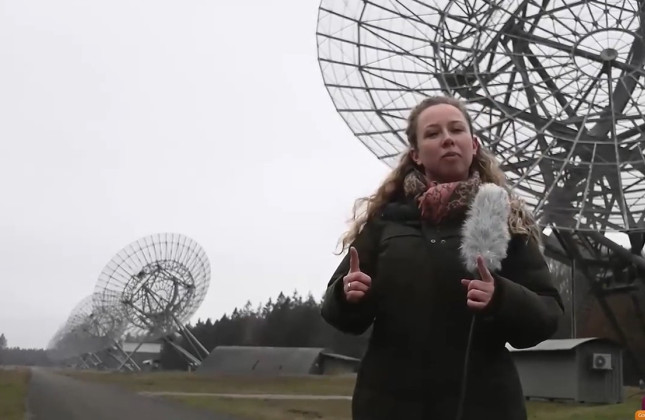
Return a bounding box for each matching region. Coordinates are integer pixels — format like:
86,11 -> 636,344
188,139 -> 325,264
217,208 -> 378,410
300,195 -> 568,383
321,200 -> 564,420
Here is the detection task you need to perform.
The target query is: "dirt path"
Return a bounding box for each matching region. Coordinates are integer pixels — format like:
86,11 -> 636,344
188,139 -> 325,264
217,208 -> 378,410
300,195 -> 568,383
140,391 -> 352,400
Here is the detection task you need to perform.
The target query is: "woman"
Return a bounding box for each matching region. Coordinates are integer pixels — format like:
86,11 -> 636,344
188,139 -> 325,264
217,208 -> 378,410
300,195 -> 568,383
321,96 -> 564,420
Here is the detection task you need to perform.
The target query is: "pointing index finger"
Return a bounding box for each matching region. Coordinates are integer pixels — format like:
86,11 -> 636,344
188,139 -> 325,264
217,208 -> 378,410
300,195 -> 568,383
349,247 -> 360,273
477,255 -> 494,283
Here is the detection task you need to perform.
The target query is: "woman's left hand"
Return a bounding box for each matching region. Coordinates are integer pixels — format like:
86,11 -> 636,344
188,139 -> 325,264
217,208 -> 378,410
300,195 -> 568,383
461,255 -> 495,311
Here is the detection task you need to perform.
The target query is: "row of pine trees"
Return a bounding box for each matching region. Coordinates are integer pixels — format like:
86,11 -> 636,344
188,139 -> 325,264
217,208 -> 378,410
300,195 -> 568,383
160,291 -> 369,369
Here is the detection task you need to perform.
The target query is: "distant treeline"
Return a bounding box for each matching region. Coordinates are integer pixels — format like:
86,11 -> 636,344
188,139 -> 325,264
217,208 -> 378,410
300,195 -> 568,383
0,333 -> 54,366
0,258 -> 573,370
0,347 -> 54,366
160,290 -> 370,370
159,259 -> 573,370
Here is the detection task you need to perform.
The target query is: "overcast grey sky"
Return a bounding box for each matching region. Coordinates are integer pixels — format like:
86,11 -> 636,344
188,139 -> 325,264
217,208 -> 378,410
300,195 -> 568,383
1,1 -> 634,350
0,1 -> 391,348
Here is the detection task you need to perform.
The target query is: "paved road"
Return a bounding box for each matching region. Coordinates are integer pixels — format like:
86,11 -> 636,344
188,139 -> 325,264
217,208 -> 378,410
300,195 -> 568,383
27,368 -> 239,420
140,391 -> 352,400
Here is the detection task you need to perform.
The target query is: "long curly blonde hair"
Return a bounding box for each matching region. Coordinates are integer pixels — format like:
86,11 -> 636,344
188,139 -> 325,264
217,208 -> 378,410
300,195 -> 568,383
337,96 -> 541,253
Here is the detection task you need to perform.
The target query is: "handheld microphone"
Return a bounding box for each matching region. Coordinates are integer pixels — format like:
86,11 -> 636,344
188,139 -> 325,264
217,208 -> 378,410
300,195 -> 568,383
460,183 -> 511,274
455,183 -> 512,420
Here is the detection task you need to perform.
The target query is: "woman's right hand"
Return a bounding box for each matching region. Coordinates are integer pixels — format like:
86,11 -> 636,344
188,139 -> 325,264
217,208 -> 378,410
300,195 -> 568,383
343,247 -> 372,303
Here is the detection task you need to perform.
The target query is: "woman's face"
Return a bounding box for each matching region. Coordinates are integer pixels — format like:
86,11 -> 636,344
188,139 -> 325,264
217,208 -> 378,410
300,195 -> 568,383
411,103 -> 478,183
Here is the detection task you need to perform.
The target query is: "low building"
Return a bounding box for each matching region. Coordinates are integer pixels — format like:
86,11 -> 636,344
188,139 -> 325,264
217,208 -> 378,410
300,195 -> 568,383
318,351 -> 360,375
507,337 -> 623,404
120,342 -> 162,370
198,346 -> 360,376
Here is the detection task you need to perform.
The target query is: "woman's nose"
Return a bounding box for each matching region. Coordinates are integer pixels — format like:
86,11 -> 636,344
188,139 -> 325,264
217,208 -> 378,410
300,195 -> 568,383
441,131 -> 455,145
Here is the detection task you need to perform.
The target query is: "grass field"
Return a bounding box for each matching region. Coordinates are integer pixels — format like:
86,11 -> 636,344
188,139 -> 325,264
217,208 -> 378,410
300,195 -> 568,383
61,370 -> 357,395
0,368 -> 31,420
63,370 -> 644,420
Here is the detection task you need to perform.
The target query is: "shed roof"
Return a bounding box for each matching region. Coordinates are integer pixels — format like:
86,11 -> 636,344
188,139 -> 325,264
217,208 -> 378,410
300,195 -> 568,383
198,346 -> 326,375
506,337 -> 616,352
320,352 -> 361,362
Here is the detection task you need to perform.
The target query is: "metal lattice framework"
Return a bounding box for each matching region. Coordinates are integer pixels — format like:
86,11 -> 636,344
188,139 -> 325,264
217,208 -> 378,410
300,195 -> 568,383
46,325 -> 71,363
317,0 -> 645,233
46,295 -> 129,368
46,232 -> 212,370
94,233 -> 210,339
93,233 -> 211,365
317,0 -> 645,381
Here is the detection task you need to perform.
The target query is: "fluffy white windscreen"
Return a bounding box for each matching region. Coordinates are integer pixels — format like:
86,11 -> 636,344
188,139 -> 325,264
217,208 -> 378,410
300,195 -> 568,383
460,183 -> 511,274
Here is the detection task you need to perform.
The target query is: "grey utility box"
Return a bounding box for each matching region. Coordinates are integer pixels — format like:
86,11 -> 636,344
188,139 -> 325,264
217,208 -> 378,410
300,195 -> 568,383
507,337 -> 623,404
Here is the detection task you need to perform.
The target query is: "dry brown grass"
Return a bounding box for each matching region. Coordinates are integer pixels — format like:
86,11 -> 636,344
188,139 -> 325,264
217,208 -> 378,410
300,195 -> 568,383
169,392 -> 645,420
61,370 -> 356,395
524,387 -> 644,420
0,367 -> 31,420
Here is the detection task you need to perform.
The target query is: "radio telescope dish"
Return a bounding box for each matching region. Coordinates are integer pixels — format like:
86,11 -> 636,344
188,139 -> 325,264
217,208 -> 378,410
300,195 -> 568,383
317,0 -> 645,233
317,0 -> 645,381
46,321 -> 100,369
93,233 -> 211,365
46,295 -> 136,370
67,295 -> 139,370
62,296 -> 111,366
46,325 -> 70,363
46,298 -> 101,368
66,296 -> 125,353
